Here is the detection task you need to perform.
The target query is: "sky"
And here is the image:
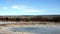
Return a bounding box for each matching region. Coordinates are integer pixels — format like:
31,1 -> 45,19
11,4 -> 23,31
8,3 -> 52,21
0,0 -> 60,15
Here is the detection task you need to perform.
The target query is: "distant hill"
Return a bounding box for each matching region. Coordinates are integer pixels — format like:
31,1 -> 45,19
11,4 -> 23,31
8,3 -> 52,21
0,15 -> 60,22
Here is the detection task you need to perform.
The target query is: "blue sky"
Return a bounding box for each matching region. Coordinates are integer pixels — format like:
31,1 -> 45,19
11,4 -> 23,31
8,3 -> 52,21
0,0 -> 60,15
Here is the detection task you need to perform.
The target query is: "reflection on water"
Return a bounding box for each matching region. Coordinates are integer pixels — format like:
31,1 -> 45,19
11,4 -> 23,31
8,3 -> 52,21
9,27 -> 60,34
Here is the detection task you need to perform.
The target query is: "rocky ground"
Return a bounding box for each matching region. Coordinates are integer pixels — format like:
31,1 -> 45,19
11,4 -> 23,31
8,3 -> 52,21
0,22 -> 60,34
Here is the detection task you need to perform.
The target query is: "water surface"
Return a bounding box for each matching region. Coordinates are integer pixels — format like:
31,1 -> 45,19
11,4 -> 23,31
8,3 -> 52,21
9,27 -> 60,34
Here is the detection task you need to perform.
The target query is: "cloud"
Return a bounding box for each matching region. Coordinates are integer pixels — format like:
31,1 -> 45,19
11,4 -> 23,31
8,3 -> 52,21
2,7 -> 8,10
12,5 -> 46,13
12,5 -> 26,10
24,10 -> 40,12
12,6 -> 19,9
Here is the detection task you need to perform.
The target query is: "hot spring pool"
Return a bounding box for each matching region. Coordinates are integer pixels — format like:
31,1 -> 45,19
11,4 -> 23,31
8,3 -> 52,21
8,27 -> 60,34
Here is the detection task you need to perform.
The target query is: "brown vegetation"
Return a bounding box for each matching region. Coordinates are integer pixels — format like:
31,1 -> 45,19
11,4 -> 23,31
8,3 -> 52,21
0,15 -> 60,22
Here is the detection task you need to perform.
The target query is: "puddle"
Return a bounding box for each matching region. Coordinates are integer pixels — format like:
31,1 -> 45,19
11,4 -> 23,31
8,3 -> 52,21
8,27 -> 60,34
